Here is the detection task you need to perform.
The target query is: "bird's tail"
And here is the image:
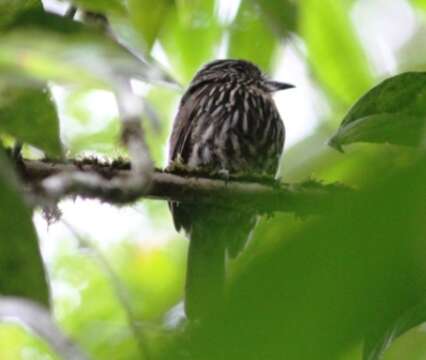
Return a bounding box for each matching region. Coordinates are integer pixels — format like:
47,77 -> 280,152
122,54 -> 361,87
185,221 -> 226,320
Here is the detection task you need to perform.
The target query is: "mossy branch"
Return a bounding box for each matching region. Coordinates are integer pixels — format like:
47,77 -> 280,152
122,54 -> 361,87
17,157 -> 352,215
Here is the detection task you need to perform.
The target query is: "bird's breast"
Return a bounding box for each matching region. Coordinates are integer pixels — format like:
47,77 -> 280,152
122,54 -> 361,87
186,85 -> 285,175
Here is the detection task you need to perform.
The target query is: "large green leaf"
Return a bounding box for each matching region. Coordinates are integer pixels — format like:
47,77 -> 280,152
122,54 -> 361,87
160,0 -> 222,83
228,0 -> 279,72
329,72 -> 426,150
0,150 -> 49,306
0,86 -> 61,156
299,0 -> 373,105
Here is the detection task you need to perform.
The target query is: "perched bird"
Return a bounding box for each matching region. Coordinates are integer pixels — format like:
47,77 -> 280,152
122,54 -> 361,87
168,59 -> 293,320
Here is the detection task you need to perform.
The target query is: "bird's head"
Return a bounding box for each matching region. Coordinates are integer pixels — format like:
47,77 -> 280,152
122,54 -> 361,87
191,59 -> 294,93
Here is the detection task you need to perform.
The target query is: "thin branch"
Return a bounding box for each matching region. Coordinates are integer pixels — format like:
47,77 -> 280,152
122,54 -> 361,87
0,296 -> 88,360
19,158 -> 351,215
61,221 -> 151,360
114,79 -> 154,179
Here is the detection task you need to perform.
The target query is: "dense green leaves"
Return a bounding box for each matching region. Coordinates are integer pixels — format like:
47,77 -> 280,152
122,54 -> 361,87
0,151 -> 49,305
299,0 -> 373,105
329,72 -> 426,150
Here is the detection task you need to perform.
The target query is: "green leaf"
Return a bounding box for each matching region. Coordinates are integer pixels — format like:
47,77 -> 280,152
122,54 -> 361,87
253,0 -> 297,37
0,150 -> 49,306
0,3 -> 62,157
228,1 -> 279,72
160,0 -> 222,83
329,72 -> 426,150
0,86 -> 62,156
127,0 -> 173,50
364,299 -> 426,360
299,0 -> 373,105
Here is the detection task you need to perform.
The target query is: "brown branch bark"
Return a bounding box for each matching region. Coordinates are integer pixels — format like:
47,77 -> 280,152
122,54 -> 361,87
18,158 -> 351,215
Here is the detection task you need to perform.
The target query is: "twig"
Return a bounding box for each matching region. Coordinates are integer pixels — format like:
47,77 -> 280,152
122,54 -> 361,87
114,79 -> 154,179
0,296 -> 89,360
19,158 -> 352,215
61,221 -> 151,360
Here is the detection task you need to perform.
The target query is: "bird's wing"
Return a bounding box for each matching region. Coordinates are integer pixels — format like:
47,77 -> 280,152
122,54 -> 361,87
168,84 -> 212,163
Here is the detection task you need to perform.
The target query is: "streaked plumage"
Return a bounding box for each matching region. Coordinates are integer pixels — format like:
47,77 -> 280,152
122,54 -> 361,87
169,59 -> 285,176
168,59 -> 292,319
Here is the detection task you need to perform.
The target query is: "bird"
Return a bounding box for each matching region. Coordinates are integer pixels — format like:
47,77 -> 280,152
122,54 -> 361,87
167,59 -> 293,320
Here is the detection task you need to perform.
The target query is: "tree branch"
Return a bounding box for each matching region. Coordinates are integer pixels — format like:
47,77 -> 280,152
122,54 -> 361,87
18,158 -> 351,215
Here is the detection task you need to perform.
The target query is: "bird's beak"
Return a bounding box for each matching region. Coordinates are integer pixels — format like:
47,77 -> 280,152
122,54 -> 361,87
264,80 -> 295,92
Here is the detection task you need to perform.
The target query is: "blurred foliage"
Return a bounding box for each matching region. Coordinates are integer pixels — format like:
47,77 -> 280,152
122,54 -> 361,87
0,0 -> 62,157
0,323 -> 58,360
161,155 -> 426,360
0,150 -> 48,305
0,13 -> 167,89
160,0 -> 222,83
411,0 -> 426,11
299,0 -> 374,107
0,85 -> 61,156
254,0 -> 297,37
228,1 -> 279,72
66,0 -> 127,15
367,299 -> 426,360
398,25 -> 426,72
0,0 -> 426,359
0,0 -> 41,28
128,0 -> 173,50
